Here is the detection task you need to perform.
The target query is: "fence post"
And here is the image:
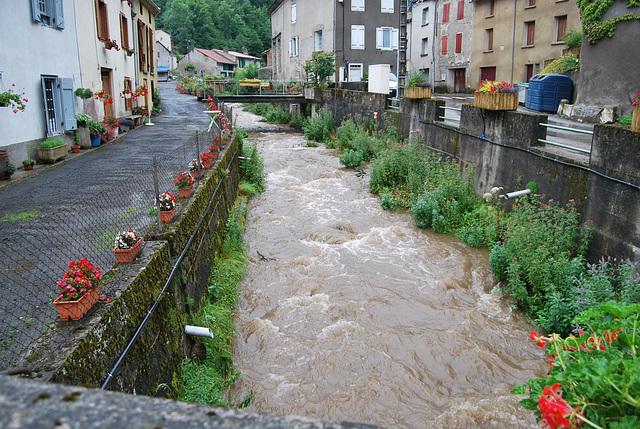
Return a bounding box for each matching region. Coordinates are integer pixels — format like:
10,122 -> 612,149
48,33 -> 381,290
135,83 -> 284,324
195,130 -> 201,184
153,156 -> 162,227
201,70 -> 205,100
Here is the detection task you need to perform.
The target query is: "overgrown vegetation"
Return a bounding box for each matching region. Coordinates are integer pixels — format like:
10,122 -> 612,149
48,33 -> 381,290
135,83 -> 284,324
178,138 -> 265,407
561,27 -> 583,48
540,54 -> 580,75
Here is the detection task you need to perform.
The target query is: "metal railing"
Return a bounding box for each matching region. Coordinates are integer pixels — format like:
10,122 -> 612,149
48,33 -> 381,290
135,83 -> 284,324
538,123 -> 594,155
202,79 -> 306,98
440,106 -> 461,122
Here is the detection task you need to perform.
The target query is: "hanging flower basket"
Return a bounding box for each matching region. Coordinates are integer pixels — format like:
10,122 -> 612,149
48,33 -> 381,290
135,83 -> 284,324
54,286 -> 100,321
632,104 -> 640,133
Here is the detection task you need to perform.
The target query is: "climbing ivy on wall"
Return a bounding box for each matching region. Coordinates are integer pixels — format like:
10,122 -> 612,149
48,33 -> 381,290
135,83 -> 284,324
577,0 -> 640,44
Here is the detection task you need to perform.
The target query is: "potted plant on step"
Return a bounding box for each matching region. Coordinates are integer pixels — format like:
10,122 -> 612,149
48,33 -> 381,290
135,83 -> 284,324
71,130 -> 81,153
88,121 -> 106,147
22,159 -> 36,171
113,229 -> 142,263
404,70 -> 432,99
38,138 -> 67,163
175,172 -> 194,198
158,191 -> 177,223
474,81 -> 519,111
53,259 -> 102,321
1,162 -> 16,180
75,113 -> 93,148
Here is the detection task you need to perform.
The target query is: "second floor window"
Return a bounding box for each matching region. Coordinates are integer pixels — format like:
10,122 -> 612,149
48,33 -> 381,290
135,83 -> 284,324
351,25 -> 365,49
376,27 -> 398,50
31,0 -> 64,29
443,3 -> 450,23
487,0 -> 494,16
485,28 -> 493,51
421,37 -> 429,55
457,0 -> 464,20
442,35 -> 448,54
381,0 -> 394,13
526,0 -> 536,6
524,21 -> 535,46
120,13 -> 130,49
96,0 -> 109,40
352,0 -> 365,11
289,37 -> 299,56
291,2 -> 296,23
455,32 -> 462,53
555,15 -> 567,42
422,7 -> 429,25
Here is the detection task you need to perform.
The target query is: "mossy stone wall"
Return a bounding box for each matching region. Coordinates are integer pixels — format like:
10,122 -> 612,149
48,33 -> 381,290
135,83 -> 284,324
19,135 -> 241,396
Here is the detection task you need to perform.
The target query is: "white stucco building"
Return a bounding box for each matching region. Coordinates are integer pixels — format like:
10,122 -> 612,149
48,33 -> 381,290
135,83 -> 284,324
407,0 -> 437,84
0,0 -> 81,161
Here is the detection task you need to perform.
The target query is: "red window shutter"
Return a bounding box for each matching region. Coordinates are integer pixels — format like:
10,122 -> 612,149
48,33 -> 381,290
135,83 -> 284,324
457,0 -> 464,20
455,33 -> 462,53
443,3 -> 449,22
442,35 -> 448,54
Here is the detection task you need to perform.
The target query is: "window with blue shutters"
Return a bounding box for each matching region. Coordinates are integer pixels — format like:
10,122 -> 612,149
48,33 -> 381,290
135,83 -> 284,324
31,0 -> 64,29
41,76 -> 76,136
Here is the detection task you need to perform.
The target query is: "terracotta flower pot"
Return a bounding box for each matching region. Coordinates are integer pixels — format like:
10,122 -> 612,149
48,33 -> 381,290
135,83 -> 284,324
71,145 -> 80,153
160,207 -> 175,223
178,187 -> 193,199
190,169 -> 204,180
202,160 -> 212,169
113,238 -> 142,263
53,286 -> 99,321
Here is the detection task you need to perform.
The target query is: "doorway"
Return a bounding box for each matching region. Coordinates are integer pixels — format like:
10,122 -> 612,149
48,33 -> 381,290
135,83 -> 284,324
480,66 -> 496,84
454,68 -> 466,93
101,69 -> 113,118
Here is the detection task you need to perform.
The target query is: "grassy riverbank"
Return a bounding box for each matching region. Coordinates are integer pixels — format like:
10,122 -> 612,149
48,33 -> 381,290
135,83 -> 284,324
178,138 -> 264,407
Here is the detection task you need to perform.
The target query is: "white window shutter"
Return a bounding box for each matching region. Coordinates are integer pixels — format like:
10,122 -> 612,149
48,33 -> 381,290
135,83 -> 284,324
291,3 -> 296,23
381,0 -> 394,13
54,0 -> 64,29
60,78 -> 76,131
288,38 -> 292,56
351,0 -> 365,11
352,25 -> 365,49
376,27 -> 383,49
392,28 -> 399,50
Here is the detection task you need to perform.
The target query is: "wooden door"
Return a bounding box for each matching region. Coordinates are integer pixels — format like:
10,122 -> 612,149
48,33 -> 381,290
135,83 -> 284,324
525,64 -> 534,83
454,69 -> 465,93
101,69 -> 113,118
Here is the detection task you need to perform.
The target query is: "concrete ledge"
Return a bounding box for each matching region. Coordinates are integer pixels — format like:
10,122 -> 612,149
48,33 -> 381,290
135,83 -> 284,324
0,375 -> 383,428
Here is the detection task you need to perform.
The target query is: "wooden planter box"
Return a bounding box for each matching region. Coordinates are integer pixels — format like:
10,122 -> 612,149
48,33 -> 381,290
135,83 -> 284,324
632,105 -> 640,133
474,91 -> 518,111
405,86 -> 432,99
38,144 -> 68,164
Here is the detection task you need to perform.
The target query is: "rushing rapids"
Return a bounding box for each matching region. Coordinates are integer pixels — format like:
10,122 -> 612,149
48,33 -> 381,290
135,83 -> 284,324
229,121 -> 546,428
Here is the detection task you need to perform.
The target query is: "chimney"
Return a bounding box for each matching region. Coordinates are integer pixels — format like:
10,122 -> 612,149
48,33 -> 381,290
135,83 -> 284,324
243,47 -> 248,55
223,46 -> 229,53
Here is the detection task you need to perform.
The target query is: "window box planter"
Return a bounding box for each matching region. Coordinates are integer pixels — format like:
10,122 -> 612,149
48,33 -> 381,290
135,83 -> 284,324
113,238 -> 143,263
53,286 -> 99,321
474,91 -> 518,111
38,143 -> 67,164
405,86 -> 432,99
632,105 -> 640,133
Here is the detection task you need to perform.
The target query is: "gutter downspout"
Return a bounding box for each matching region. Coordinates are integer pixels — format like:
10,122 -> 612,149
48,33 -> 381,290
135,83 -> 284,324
131,0 -> 140,95
510,0 -> 516,84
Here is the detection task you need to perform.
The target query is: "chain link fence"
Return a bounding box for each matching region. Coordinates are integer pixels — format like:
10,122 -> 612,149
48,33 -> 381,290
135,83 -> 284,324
0,124 -> 225,371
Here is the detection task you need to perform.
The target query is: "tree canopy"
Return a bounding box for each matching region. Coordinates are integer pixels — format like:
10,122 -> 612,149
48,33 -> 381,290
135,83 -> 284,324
154,0 -> 272,58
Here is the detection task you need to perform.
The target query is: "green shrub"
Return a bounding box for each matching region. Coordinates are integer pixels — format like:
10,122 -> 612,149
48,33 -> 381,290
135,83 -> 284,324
239,139 -> 265,194
561,28 -> 582,49
264,106 -> 290,124
617,116 -> 632,125
339,149 -> 364,168
540,54 -> 580,75
303,108 -> 334,143
39,138 -> 65,149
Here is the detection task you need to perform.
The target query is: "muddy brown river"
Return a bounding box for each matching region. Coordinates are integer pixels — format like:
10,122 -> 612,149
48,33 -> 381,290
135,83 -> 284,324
229,127 -> 546,428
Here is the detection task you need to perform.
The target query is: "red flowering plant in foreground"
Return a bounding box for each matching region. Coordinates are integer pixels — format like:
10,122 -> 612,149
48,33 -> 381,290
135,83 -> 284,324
633,93 -> 639,106
200,151 -> 215,164
513,301 -> 640,429
56,259 -> 102,302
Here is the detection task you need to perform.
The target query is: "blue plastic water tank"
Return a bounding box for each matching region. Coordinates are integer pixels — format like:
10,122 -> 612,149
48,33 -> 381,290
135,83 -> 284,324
525,74 -> 573,112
